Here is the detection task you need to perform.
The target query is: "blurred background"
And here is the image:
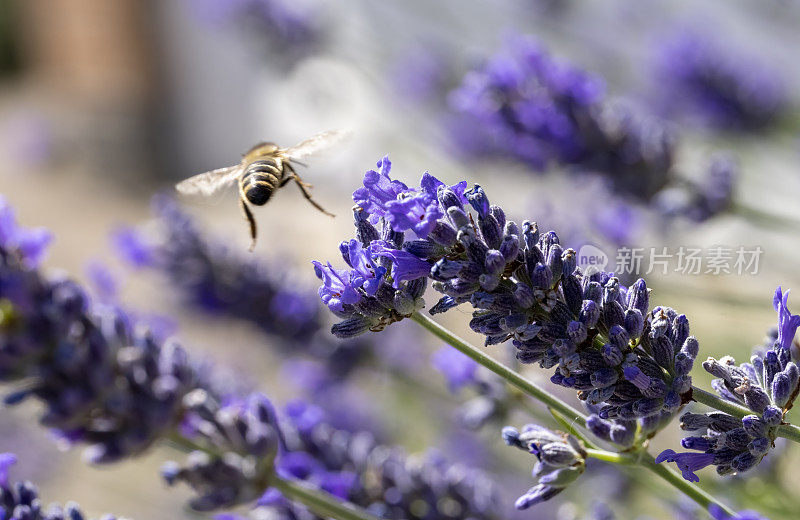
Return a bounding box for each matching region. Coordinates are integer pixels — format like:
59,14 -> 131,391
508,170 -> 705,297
2,0 -> 800,518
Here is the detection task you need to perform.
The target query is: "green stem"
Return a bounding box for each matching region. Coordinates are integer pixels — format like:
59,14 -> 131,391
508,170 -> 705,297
412,312 -> 739,518
691,387 -> 751,418
585,448 -> 631,464
411,311 -> 587,425
692,386 -> 800,443
272,474 -> 383,520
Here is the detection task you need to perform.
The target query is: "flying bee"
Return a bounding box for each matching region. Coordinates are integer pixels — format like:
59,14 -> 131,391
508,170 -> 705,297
176,130 -> 346,250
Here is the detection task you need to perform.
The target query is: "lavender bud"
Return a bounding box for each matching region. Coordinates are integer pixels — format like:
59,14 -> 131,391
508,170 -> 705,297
762,405 -> 783,426
627,279 -> 650,315
428,221 -> 458,247
566,321 -> 587,344
448,207 -> 471,229
602,344 -> 623,366
609,422 -> 636,446
590,368 -> 618,388
680,412 -> 713,430
624,309 -> 644,339
579,300 -> 600,328
742,415 -> 769,438
748,437 -> 770,457
609,325 -> 630,349
681,337 -> 700,359
403,239 -> 443,260
438,187 -> 464,210
499,234 -> 520,263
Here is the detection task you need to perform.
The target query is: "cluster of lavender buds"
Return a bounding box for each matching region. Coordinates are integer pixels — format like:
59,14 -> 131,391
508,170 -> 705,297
448,35 -> 674,201
315,159 -> 698,442
1,200 -> 206,464
116,196 -> 371,379
162,390 -> 281,510
0,453 -> 120,520
657,288 -> 800,481
118,196 -> 323,340
432,347 -> 513,429
654,30 -> 788,131
228,400 -> 501,520
502,425 -> 587,510
0,197 -> 287,511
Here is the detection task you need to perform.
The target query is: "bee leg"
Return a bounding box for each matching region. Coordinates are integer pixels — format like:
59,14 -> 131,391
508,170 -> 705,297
240,198 -> 258,251
288,171 -> 334,217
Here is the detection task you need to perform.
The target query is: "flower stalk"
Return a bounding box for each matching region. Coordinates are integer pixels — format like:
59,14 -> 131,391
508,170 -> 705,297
411,311 -> 587,424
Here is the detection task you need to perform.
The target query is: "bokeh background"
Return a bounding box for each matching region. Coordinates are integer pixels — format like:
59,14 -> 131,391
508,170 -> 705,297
2,0 -> 800,518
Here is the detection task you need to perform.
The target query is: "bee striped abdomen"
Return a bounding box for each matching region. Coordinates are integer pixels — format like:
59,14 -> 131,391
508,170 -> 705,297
241,159 -> 284,206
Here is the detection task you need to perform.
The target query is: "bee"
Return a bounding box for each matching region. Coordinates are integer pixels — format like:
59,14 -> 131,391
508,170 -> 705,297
176,130 -> 346,250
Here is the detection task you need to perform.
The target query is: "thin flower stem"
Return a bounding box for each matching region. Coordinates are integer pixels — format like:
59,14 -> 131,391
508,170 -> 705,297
585,448 -> 632,464
410,311 -> 588,424
165,432 -> 382,520
692,386 -> 800,443
412,312 -> 739,518
691,386 -> 752,418
271,475 -> 384,520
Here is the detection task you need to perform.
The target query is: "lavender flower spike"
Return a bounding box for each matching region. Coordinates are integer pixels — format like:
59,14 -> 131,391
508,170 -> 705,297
660,291 -> 800,481
502,424 -> 587,509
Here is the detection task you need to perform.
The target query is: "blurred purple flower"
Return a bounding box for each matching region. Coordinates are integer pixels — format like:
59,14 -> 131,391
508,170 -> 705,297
654,30 -> 788,131
111,225 -> 155,268
432,347 -> 480,393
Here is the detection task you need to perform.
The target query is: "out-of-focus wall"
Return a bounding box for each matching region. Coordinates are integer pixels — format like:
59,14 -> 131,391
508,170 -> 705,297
12,0 -> 158,177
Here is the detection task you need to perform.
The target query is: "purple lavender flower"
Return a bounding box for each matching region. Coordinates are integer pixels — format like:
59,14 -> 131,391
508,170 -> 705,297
502,424 -> 586,509
1,209 -> 206,464
654,450 -> 715,483
314,260 -> 364,311
163,390 -> 281,511
659,299 -> 800,481
318,160 -> 699,440
250,401 -> 501,520
654,30 -> 788,131
313,197 -> 427,338
449,35 -> 674,201
353,157 -> 465,238
773,286 -> 800,351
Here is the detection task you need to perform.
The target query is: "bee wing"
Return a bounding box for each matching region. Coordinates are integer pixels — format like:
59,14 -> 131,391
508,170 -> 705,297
281,130 -> 352,161
175,165 -> 243,197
